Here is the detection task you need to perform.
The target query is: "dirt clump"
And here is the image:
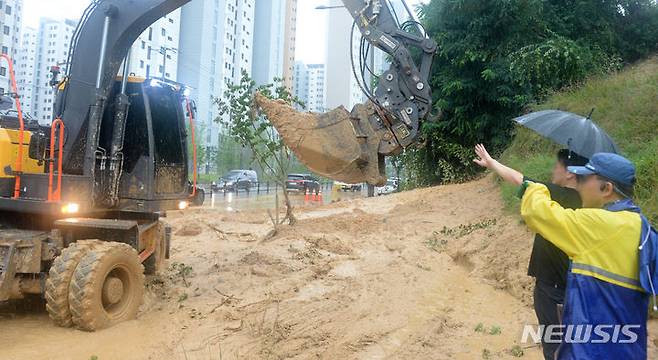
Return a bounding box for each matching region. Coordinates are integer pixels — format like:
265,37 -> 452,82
305,234 -> 354,256
174,222 -> 203,237
240,251 -> 280,266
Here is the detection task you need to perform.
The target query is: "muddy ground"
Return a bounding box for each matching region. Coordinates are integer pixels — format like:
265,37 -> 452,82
1,177 -> 656,359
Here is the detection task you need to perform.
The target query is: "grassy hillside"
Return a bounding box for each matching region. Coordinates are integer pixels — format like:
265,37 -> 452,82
499,56 -> 658,223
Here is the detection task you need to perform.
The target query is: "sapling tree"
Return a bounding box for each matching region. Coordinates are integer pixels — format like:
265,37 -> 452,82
215,70 -> 304,229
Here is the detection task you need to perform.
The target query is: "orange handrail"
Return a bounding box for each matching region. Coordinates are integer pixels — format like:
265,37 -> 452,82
48,118 -> 65,202
185,98 -> 197,197
1,54 -> 26,198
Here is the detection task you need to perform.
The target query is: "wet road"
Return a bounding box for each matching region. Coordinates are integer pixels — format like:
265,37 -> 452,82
198,186 -> 367,211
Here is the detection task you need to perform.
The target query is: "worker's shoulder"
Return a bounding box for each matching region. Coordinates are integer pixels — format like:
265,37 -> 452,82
574,207 -> 642,229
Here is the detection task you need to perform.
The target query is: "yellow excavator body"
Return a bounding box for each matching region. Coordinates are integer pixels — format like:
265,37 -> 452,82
0,128 -> 43,178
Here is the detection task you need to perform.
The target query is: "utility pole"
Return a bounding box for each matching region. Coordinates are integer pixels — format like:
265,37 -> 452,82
159,46 -> 177,81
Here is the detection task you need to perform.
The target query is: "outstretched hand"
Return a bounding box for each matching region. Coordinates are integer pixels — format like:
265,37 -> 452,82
473,144 -> 494,169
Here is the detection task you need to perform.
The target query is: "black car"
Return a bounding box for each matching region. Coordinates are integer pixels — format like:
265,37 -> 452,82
286,174 -> 320,194
211,170 -> 258,192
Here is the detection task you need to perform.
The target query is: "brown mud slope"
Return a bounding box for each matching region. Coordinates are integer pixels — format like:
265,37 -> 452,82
2,177 -> 656,359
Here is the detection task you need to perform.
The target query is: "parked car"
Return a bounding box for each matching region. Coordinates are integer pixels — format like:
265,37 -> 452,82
286,173 -> 320,194
336,182 -> 363,192
375,179 -> 398,196
211,170 -> 258,192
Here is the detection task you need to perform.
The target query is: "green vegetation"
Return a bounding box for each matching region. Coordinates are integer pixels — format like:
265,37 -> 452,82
216,70 -> 304,226
488,325 -> 502,335
500,57 -> 658,223
169,262 -> 194,288
474,322 -> 503,336
474,322 -> 485,333
440,218 -> 497,238
510,345 -> 524,357
403,0 -> 658,185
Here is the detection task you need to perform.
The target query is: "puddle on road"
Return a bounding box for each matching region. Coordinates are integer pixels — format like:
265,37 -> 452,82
198,187 -> 368,212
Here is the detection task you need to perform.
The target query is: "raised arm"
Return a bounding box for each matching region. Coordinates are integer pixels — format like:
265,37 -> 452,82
473,144 -> 524,186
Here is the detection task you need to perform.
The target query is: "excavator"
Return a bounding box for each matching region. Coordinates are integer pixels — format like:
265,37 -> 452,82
257,1 -> 437,186
0,0 -> 435,331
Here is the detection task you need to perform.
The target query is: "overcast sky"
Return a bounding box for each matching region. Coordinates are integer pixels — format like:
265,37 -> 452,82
23,0 -> 426,64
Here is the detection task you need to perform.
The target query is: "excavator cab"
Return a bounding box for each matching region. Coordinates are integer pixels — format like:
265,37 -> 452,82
97,77 -> 190,211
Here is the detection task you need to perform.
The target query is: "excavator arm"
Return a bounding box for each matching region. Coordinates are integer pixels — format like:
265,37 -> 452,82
257,0 -> 437,186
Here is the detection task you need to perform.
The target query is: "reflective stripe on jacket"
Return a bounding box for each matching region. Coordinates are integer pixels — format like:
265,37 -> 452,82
521,183 -> 648,360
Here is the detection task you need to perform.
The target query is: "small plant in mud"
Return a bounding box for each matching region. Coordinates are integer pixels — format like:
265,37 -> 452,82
475,323 -> 502,335
426,232 -> 449,252
440,218 -> 497,238
216,70 -> 304,230
89,356 -> 99,360
482,348 -> 492,359
489,325 -> 502,335
169,262 -> 194,287
475,322 -> 485,333
510,345 -> 524,357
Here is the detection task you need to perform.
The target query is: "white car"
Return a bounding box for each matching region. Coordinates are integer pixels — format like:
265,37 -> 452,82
376,179 -> 398,196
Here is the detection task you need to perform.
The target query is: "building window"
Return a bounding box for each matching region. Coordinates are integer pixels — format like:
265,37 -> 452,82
161,28 -> 166,36
1,46 -> 7,55
3,26 -> 9,35
5,5 -> 10,15
0,67 -> 5,76
140,60 -> 144,69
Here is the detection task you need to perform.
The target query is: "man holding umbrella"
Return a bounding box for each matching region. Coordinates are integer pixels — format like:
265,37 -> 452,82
473,109 -> 620,359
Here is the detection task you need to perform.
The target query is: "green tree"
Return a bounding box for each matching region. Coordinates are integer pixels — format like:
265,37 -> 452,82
216,71 -> 303,227
404,0 -> 658,186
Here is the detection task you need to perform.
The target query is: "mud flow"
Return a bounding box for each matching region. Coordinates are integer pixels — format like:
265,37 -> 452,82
2,177 -> 656,359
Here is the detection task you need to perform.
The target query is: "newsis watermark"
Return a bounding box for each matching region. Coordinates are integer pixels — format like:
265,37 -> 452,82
521,324 -> 641,344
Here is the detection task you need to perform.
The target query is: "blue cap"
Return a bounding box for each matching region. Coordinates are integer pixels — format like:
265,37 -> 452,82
568,153 -> 636,187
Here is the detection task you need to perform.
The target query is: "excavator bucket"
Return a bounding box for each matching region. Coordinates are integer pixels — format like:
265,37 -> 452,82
255,94 -> 387,186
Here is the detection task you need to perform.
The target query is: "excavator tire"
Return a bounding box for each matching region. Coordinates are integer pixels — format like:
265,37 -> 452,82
69,242 -> 144,331
45,240 -> 104,327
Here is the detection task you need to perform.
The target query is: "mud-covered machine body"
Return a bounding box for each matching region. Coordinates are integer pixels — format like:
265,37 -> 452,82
0,0 -> 198,330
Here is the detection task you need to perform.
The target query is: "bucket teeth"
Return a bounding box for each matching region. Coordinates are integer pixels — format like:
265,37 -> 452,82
255,93 -> 386,186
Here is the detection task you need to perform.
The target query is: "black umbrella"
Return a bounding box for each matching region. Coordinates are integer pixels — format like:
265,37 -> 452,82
513,109 -> 619,158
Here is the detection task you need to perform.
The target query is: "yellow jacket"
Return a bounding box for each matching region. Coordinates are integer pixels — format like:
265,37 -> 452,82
520,182 -> 648,359
521,182 -> 642,291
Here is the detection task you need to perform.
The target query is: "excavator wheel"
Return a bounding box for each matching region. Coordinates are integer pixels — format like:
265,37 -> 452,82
68,242 -> 145,331
45,240 -> 104,327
